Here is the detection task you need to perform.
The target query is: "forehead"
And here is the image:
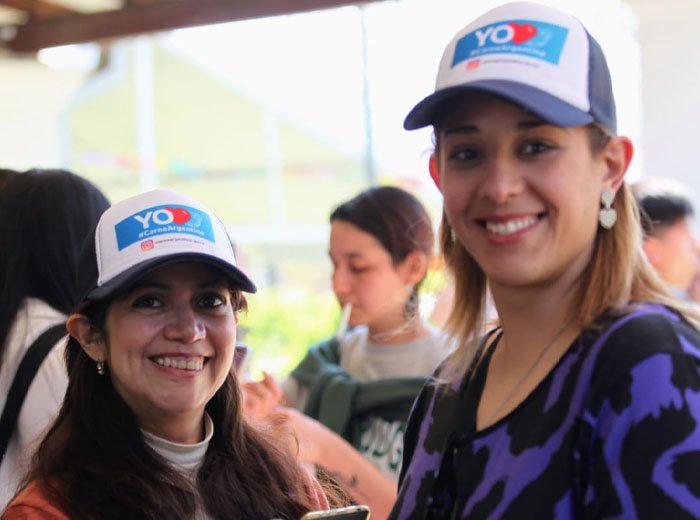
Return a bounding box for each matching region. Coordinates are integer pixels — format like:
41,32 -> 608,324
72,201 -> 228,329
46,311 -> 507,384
436,92 -> 545,132
329,221 -> 386,255
660,217 -> 697,238
135,262 -> 228,287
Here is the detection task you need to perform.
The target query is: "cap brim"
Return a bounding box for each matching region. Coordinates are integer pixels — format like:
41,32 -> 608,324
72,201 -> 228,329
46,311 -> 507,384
404,80 -> 594,130
87,253 -> 257,301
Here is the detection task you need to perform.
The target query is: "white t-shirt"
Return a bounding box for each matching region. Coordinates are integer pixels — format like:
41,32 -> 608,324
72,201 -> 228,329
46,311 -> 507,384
283,325 -> 453,479
0,298 -> 68,510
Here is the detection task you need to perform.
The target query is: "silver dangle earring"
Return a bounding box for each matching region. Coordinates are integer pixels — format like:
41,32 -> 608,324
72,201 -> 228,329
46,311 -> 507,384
599,189 -> 617,229
450,228 -> 458,243
96,360 -> 106,376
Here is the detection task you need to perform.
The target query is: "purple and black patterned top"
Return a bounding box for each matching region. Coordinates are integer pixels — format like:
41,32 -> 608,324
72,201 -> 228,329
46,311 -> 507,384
389,304 -> 700,519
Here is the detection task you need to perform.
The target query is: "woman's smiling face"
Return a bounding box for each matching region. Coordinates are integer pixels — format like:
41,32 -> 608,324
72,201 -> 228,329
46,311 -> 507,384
97,262 -> 238,441
433,93 -> 610,292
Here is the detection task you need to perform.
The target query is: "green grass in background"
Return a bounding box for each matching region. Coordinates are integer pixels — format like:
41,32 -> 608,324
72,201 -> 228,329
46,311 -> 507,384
239,286 -> 340,379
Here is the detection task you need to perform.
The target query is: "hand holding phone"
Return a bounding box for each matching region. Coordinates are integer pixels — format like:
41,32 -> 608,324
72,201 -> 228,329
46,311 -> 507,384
300,505 -> 371,520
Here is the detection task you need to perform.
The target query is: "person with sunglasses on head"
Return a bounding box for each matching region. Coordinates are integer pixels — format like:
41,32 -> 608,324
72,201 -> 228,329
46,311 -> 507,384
388,2 -> 700,519
1,189 -> 333,520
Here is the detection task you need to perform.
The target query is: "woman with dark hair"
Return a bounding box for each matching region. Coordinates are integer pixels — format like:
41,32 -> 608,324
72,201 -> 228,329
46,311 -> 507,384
245,185 -> 452,519
2,189 -> 331,519
0,169 -> 110,509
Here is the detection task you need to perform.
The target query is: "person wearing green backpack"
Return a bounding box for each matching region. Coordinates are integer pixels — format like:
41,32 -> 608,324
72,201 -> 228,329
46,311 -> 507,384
244,186 -> 452,519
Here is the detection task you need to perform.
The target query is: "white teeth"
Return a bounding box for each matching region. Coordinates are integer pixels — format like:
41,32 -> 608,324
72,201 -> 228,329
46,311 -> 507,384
485,216 -> 538,235
153,356 -> 204,371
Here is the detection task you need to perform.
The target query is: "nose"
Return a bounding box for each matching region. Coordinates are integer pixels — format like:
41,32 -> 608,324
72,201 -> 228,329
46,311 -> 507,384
332,265 -> 351,300
163,304 -> 206,343
476,155 -> 523,204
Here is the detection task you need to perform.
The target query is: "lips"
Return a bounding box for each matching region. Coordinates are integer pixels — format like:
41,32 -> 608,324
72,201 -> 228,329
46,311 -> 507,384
477,214 -> 543,235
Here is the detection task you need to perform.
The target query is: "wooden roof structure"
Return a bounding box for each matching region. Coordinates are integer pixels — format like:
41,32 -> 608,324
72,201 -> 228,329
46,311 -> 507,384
0,0 -> 373,53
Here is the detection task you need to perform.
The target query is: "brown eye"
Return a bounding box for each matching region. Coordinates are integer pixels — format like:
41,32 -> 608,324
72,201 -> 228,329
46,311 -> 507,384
132,295 -> 163,309
197,293 -> 226,309
520,141 -> 553,155
450,148 -> 480,161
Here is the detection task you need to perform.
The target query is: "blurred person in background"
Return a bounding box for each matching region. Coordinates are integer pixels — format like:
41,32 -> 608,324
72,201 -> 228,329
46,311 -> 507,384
632,177 -> 700,300
244,185 -> 453,519
0,169 -> 110,510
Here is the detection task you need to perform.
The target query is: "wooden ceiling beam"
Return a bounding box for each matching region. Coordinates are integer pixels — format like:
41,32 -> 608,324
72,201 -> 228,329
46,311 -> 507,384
0,0 -> 76,19
4,0 -> 375,52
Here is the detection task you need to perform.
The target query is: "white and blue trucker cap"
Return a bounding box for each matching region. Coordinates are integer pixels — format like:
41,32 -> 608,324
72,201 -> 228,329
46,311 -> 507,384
77,189 -> 256,302
404,1 -> 617,133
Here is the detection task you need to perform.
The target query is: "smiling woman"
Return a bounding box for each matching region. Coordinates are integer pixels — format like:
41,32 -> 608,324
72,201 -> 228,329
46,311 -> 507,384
1,189 -> 333,520
388,2 -> 700,519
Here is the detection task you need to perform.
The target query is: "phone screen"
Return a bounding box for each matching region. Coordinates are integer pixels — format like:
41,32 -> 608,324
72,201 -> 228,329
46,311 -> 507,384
300,505 -> 371,520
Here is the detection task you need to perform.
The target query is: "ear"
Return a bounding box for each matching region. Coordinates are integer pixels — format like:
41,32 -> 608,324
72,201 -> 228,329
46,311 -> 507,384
602,136 -> 634,192
428,154 -> 441,191
398,251 -> 429,286
66,314 -> 107,363
642,236 -> 665,267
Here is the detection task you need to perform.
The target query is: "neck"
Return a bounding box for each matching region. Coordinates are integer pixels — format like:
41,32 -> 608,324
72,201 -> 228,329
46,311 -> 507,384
368,316 -> 428,345
140,411 -> 205,444
490,275 -> 580,356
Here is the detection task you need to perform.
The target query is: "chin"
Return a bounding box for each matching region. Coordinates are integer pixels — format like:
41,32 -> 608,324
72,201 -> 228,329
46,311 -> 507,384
485,269 -> 547,289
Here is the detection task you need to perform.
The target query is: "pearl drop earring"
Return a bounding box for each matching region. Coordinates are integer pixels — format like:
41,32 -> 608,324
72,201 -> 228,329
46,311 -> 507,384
599,189 -> 617,229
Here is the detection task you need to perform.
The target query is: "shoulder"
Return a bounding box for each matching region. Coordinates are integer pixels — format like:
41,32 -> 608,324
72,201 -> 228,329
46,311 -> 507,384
2,299 -> 65,362
592,304 -> 700,370
586,304 -> 700,411
405,379 -> 459,439
2,482 -> 69,520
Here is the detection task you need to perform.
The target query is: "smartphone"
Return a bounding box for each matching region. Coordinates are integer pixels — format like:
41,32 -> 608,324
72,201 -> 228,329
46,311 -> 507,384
300,505 -> 371,520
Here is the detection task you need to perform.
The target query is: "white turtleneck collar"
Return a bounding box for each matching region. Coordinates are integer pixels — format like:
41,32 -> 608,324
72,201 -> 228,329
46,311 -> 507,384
141,413 -> 214,472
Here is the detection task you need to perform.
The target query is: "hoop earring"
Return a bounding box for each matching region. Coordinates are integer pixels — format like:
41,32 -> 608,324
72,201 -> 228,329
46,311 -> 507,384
599,189 -> 617,229
96,360 -> 106,376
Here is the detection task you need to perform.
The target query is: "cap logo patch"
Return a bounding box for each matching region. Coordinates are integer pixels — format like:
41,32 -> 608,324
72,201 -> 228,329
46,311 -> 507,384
115,204 -> 215,250
452,19 -> 569,67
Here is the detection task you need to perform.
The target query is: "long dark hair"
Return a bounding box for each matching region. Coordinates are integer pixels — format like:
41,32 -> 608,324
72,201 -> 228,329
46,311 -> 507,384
23,290 -> 319,519
0,169 -> 110,365
330,185 -> 435,317
0,168 -> 19,190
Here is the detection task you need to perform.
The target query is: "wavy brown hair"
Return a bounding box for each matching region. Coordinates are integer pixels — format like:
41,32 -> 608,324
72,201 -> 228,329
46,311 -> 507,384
18,289 -> 323,519
436,124 -> 700,381
330,185 -> 435,320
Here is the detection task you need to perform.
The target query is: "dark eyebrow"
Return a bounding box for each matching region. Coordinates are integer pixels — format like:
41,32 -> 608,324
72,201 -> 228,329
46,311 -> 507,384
328,251 -> 365,260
